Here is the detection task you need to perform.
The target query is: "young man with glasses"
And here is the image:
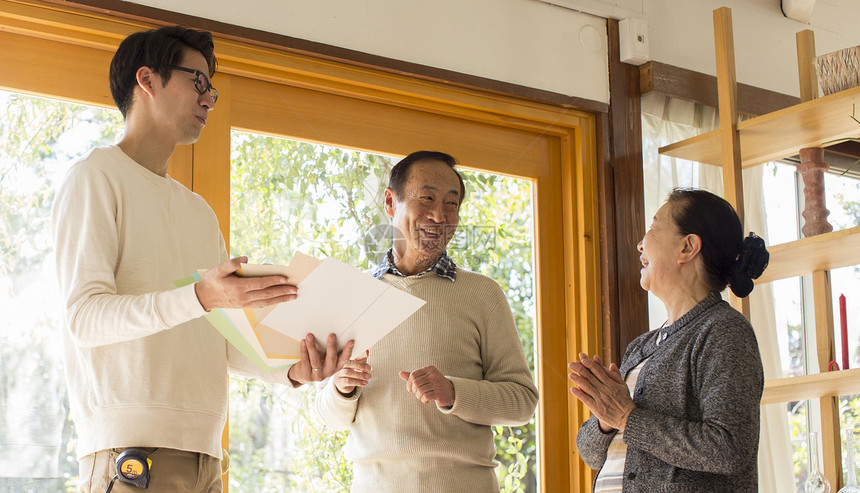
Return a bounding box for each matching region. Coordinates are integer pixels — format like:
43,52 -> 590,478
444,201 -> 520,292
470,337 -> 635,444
52,26 -> 353,493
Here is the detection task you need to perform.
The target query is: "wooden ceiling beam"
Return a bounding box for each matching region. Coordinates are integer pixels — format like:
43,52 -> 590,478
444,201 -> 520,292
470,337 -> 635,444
640,60 -> 800,117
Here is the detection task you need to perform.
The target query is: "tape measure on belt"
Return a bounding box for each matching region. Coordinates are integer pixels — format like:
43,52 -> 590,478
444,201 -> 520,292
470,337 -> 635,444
116,449 -> 151,489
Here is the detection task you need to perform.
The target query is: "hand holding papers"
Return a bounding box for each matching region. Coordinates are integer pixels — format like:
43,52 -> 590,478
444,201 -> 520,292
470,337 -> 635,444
182,252 -> 425,371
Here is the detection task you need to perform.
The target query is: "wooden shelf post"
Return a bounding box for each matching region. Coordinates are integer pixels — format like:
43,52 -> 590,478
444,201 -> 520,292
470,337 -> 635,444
712,7 -> 749,317
812,270 -> 843,488
797,30 -> 843,490
707,9 -> 852,490
797,30 -> 819,103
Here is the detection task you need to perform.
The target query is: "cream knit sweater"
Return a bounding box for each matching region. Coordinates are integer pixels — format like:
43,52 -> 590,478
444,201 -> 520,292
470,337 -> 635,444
316,270 -> 539,493
52,146 -> 288,460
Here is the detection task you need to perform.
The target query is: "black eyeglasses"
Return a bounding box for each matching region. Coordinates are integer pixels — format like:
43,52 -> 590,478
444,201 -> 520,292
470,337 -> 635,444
164,65 -> 218,103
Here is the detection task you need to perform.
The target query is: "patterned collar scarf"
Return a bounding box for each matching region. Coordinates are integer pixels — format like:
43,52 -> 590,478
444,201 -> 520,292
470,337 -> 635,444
371,248 -> 457,282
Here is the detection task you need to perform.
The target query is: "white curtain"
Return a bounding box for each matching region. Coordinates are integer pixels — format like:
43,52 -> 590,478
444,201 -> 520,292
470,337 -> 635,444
640,92 -> 794,493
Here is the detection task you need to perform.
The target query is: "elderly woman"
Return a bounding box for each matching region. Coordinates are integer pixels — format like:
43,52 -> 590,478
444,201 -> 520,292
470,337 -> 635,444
569,188 -> 769,492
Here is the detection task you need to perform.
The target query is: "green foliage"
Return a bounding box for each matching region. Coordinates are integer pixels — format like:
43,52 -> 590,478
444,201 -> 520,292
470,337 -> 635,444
290,392 -> 353,492
227,378 -> 351,492
494,425 -> 529,493
834,189 -> 860,229
788,400 -> 808,488
0,93 -> 122,279
787,321 -> 804,377
786,397 -> 860,491
229,132 -> 538,492
230,134 -> 391,266
839,396 -> 860,473
0,91 -> 122,491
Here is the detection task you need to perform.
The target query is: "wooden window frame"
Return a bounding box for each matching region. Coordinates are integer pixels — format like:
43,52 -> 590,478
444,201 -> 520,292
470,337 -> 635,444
0,1 -> 608,490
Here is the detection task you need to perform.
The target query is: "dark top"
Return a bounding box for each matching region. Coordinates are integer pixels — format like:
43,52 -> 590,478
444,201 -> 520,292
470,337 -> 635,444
577,292 -> 764,492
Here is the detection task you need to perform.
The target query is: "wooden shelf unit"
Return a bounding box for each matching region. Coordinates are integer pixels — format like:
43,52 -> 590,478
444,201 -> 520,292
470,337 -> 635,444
755,225 -> 860,284
762,368 -> 860,405
655,7 -> 860,488
659,85 -> 860,168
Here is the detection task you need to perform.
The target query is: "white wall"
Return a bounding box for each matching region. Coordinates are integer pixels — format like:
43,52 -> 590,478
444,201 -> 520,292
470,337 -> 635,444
635,0 -> 860,98
546,0 -> 860,98
128,0 -> 860,103
129,0 -> 610,103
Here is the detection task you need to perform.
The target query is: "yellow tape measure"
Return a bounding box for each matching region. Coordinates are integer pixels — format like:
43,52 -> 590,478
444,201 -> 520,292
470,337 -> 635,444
116,449 -> 151,489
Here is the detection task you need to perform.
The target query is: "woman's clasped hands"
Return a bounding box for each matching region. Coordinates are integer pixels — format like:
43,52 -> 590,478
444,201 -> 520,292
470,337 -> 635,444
568,353 -> 636,433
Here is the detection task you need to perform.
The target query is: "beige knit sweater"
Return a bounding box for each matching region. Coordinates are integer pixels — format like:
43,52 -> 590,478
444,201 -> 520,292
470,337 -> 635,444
52,146 -> 289,460
316,270 -> 539,493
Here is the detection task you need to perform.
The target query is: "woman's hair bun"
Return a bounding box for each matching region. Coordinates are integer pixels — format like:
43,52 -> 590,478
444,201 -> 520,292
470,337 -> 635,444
729,232 -> 770,298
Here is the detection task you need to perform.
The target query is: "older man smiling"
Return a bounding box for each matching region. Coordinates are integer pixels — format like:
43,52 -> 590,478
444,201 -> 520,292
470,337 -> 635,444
316,150 -> 539,493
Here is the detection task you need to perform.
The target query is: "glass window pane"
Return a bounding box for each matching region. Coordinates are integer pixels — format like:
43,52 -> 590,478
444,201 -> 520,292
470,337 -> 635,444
839,395 -> 860,487
761,162 -> 809,379
770,277 -> 806,378
825,170 -> 860,373
228,131 -> 538,492
761,160 -> 860,492
0,90 -> 122,491
760,161 -> 814,493
824,166 -> 860,234
791,401 -> 811,492
764,162 -> 801,245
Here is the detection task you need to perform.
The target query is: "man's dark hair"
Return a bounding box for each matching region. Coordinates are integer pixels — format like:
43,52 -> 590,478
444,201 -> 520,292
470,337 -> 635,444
109,26 -> 217,118
388,151 -> 466,204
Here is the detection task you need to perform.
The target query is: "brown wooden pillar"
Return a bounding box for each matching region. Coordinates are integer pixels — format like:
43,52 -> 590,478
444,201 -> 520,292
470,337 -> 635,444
602,19 -> 649,364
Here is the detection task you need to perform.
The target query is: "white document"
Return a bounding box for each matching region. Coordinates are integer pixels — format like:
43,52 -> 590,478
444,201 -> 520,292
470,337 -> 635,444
222,252 -> 424,368
258,253 -> 426,356
223,306 -> 299,369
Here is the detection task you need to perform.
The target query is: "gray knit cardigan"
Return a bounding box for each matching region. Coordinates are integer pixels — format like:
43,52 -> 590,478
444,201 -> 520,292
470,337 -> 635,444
577,292 -> 764,492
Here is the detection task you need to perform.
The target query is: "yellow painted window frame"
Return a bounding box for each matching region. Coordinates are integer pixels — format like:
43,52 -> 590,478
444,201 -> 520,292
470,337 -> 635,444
0,1 -> 602,490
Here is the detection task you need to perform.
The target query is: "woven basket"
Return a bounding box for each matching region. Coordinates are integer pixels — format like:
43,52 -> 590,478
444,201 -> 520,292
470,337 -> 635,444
815,45 -> 860,96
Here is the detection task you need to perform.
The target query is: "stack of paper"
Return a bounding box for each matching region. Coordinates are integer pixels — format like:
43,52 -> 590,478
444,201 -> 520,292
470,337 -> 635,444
176,252 -> 425,370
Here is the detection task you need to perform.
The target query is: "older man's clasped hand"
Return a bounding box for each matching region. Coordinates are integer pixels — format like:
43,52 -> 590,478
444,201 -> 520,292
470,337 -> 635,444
331,354 -> 456,409
399,366 -> 455,408
568,352 -> 636,433
333,351 -> 373,396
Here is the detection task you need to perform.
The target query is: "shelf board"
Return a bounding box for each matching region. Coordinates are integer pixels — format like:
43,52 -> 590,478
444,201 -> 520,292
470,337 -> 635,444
761,368 -> 860,405
658,85 -> 860,168
755,225 -> 860,284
